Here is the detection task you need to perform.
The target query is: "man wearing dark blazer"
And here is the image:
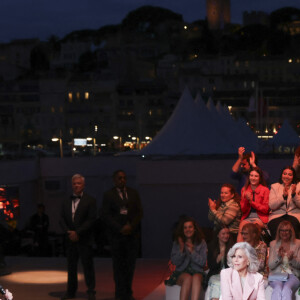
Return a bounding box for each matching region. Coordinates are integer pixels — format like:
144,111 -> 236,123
102,170 -> 143,300
60,174 -> 97,300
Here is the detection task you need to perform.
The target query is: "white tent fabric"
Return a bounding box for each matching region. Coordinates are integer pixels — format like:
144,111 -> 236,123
140,88 -> 235,155
271,119 -> 300,146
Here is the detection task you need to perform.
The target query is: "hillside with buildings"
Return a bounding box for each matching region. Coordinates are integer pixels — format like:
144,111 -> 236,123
0,4 -> 300,157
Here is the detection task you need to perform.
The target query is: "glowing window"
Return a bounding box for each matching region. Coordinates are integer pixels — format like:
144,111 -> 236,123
68,92 -> 73,103
85,92 -> 89,100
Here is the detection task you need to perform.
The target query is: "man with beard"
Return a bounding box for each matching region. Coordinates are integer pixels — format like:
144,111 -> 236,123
231,147 -> 269,194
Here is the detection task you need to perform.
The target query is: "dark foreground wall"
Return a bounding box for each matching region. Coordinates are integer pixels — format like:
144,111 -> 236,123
0,156 -> 292,258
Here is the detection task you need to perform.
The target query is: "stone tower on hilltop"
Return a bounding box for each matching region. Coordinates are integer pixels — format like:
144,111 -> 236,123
206,0 -> 231,30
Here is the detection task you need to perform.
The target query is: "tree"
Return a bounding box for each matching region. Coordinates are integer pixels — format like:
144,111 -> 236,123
121,5 -> 182,32
270,7 -> 300,28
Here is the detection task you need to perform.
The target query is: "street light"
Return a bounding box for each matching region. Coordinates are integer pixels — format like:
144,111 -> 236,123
87,137 -> 96,155
113,136 -> 122,150
131,136 -> 140,149
51,136 -> 63,158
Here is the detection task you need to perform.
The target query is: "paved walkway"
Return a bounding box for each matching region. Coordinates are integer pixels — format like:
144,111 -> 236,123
1,256 -> 168,300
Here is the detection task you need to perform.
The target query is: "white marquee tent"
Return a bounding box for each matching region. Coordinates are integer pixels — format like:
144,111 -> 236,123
139,87 -> 259,155
271,119 -> 300,147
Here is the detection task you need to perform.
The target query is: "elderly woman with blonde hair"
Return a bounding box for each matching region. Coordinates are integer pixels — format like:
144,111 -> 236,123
220,242 -> 265,300
268,220 -> 300,300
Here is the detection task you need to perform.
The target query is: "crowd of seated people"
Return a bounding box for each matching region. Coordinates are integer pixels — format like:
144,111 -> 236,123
165,146 -> 300,300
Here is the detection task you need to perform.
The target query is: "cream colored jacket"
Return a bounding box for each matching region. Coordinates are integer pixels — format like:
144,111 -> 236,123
268,182 -> 300,222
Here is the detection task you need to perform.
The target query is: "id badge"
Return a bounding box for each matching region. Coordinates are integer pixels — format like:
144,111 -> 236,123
120,207 -> 128,215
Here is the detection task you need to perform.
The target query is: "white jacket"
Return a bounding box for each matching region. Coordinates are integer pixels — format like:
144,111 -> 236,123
268,182 -> 300,222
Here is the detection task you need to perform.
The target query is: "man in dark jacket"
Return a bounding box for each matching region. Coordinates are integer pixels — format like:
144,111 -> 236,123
60,174 -> 96,300
102,170 -> 143,300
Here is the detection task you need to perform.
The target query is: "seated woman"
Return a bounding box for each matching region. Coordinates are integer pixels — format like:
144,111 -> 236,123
208,183 -> 241,241
221,242 -> 265,300
0,288 -> 12,300
237,167 -> 269,242
268,166 -> 300,239
240,223 -> 268,284
268,220 -> 300,300
165,216 -> 207,300
207,226 -> 234,300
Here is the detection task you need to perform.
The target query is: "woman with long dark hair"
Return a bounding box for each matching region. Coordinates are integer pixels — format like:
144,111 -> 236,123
237,167 -> 269,242
268,166 -> 300,239
206,226 -> 234,300
165,216 -> 207,300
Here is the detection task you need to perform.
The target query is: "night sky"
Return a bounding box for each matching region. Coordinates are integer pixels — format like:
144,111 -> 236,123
1,0 -> 300,42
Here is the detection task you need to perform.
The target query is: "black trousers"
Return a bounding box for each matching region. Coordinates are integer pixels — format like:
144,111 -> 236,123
268,214 -> 300,240
66,242 -> 95,295
111,235 -> 139,300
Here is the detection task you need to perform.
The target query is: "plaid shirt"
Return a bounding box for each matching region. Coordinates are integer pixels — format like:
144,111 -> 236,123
208,198 -> 241,233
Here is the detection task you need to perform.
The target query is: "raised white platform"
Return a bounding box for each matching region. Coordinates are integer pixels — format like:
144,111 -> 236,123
145,283 -> 300,300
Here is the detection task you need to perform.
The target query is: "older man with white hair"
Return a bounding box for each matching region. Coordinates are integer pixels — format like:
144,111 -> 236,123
60,174 -> 97,300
